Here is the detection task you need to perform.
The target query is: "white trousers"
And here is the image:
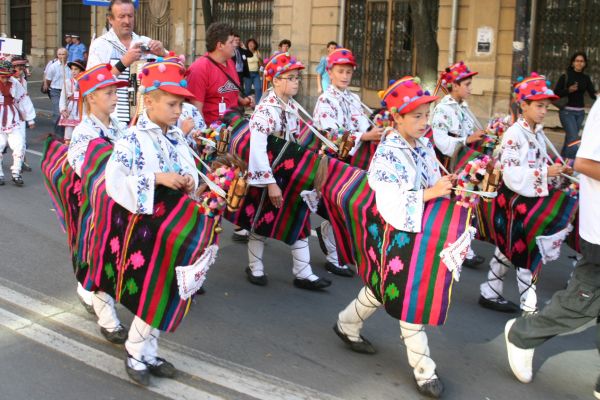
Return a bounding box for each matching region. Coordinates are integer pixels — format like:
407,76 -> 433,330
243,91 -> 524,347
248,233 -> 317,280
480,247 -> 537,312
0,128 -> 25,176
337,286 -> 438,384
126,316 -> 160,370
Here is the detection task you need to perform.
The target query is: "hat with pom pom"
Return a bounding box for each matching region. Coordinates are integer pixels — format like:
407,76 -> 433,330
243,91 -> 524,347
0,59 -> 14,76
326,48 -> 357,70
440,61 -> 478,88
262,51 -> 305,92
139,59 -> 196,100
378,76 -> 438,115
512,72 -> 559,103
76,63 -> 128,97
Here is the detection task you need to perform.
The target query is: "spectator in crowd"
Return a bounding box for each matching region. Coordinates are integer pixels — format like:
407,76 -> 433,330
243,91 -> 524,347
244,38 -> 263,103
278,39 -> 291,53
64,34 -> 73,53
43,48 -> 71,136
316,41 -> 338,94
554,51 -> 597,159
232,34 -> 251,84
68,34 -> 87,63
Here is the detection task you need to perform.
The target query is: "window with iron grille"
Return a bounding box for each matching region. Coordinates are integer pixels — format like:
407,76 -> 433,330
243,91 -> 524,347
364,2 -> 388,89
213,0 -> 273,56
135,0 -> 171,49
10,0 -> 31,55
533,0 -> 600,85
63,1 -> 91,47
345,0 -> 366,87
389,0 -> 413,80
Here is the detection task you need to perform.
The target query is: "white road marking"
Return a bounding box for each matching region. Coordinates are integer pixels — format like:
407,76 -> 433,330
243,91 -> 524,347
0,280 -> 342,400
26,149 -> 43,157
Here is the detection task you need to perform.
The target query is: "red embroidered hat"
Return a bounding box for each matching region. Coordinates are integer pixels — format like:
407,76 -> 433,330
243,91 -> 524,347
440,61 -> 478,87
262,51 -> 305,92
76,63 -> 128,97
326,48 -> 357,70
139,58 -> 196,100
513,72 -> 559,103
378,76 -> 438,115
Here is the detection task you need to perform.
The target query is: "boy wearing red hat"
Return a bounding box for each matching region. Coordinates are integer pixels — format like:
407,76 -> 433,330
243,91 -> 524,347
105,59 -> 201,385
67,63 -> 129,341
312,48 -> 384,277
60,60 -> 86,144
431,61 -> 486,269
245,52 -> 331,290
0,60 -> 36,186
334,77 -> 452,398
479,73 -> 572,314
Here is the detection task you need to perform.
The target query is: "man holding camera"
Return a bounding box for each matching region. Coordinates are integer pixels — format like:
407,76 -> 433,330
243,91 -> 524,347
87,0 -> 167,123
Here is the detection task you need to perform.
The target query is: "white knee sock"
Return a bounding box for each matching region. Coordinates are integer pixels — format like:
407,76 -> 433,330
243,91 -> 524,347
480,247 -> 511,300
400,321 -> 438,385
126,316 -> 159,370
320,220 -> 344,267
291,238 -> 317,281
338,286 -> 381,341
92,291 -> 121,331
248,233 -> 266,276
516,268 -> 537,312
76,282 -> 93,306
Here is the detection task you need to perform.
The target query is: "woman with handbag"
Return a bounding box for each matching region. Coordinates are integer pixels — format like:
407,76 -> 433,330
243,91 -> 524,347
554,52 -> 597,159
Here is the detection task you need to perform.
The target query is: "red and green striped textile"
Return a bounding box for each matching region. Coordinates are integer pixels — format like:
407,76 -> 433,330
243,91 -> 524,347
83,139 -> 220,332
478,183 -> 578,276
348,141 -> 378,170
321,157 -> 471,325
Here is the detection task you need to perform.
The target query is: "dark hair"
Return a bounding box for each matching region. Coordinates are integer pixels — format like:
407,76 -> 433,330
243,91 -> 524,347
206,22 -> 234,53
279,39 -> 292,48
233,33 -> 240,39
569,51 -> 588,71
246,38 -> 259,51
327,41 -> 338,47
108,0 -> 135,17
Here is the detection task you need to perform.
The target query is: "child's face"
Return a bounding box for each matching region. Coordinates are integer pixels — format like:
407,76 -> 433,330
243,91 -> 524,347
146,91 -> 185,129
521,99 -> 550,125
452,78 -> 472,100
0,75 -> 10,83
70,66 -> 82,77
88,85 -> 118,116
273,70 -> 300,98
393,103 -> 431,140
328,64 -> 354,90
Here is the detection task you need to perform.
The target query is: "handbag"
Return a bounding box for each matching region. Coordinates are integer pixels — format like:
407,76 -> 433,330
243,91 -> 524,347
552,71 -> 570,109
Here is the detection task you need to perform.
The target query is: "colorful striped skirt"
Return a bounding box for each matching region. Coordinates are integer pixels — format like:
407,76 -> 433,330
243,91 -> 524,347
321,157 -> 472,325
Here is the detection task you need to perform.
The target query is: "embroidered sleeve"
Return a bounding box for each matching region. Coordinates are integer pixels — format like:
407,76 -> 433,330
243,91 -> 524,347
248,108 -> 277,185
368,146 -> 425,232
105,136 -> 156,215
68,127 -> 93,177
431,105 -> 464,157
500,130 -> 548,197
13,79 -> 35,122
313,95 -> 341,131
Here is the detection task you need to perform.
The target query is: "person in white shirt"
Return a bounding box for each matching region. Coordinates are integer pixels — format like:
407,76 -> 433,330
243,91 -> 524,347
504,92 -> 600,400
44,48 -> 71,135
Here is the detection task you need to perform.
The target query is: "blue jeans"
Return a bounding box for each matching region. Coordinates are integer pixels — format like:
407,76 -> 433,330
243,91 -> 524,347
559,108 -> 585,159
244,72 -> 263,103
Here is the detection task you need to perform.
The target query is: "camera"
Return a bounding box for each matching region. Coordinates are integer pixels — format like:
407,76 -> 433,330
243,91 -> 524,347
140,44 -> 150,53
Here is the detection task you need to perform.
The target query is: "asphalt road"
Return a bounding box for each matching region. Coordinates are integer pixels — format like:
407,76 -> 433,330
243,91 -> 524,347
0,83 -> 595,400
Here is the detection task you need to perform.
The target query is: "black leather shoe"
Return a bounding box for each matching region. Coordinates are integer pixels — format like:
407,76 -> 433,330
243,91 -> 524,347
315,226 -> 328,256
416,376 -> 445,398
478,295 -> 519,313
245,267 -> 268,286
101,324 -> 128,344
231,229 -> 249,243
12,175 -> 23,186
333,324 -> 376,354
125,359 -> 150,386
147,357 -> 177,378
325,262 -> 355,277
77,293 -> 95,315
463,254 -> 485,268
293,277 -> 331,290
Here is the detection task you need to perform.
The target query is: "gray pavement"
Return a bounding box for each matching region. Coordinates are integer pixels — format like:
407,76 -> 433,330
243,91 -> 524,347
0,88 -> 595,399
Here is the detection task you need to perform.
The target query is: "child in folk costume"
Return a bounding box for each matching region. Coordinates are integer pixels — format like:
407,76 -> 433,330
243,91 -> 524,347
245,52 -> 331,290
105,59 -> 200,385
431,61 -> 486,268
11,56 -> 33,172
312,48 -> 384,277
67,63 -> 129,342
0,60 -> 36,186
334,77 -> 453,398
479,73 -> 571,314
60,60 -> 85,144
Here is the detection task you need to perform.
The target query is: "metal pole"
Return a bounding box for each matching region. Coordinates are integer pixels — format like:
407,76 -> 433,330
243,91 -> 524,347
448,0 -> 459,65
191,0 -> 197,59
528,0 -> 538,71
338,0 -> 345,45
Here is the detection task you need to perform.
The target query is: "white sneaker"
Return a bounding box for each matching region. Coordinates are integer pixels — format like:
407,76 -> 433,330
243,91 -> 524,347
505,318 -> 534,383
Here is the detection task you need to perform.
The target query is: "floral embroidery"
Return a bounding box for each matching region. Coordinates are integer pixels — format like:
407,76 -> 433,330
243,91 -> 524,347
129,250 -> 145,270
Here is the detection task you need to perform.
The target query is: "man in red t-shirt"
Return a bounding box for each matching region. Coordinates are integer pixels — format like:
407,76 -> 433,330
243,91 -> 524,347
187,22 -> 254,125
